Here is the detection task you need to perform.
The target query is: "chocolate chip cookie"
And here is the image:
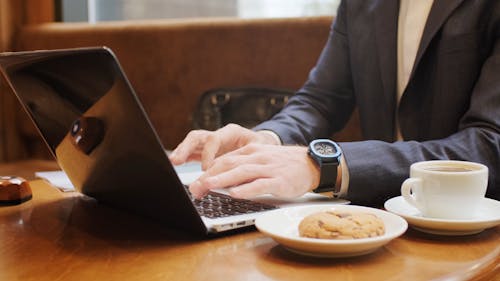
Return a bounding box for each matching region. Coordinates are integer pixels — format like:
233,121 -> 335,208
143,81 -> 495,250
298,210 -> 385,239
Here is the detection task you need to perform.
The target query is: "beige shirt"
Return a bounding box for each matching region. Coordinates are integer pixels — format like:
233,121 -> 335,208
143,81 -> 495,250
396,0 -> 434,140
337,0 -> 435,197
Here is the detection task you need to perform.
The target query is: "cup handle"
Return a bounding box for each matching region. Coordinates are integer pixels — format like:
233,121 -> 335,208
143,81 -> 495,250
401,178 -> 423,210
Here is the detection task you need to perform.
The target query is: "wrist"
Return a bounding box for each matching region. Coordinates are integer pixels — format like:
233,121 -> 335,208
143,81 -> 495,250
257,130 -> 282,145
307,153 -> 321,191
308,160 -> 342,193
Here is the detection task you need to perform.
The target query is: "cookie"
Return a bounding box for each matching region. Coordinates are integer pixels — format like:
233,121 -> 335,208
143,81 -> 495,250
298,210 -> 385,239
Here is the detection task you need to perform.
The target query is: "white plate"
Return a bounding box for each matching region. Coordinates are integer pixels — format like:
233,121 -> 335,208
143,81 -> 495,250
254,204 -> 408,258
384,196 -> 500,236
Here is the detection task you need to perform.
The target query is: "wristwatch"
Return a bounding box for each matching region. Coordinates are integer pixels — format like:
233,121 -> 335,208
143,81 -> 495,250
308,139 -> 342,194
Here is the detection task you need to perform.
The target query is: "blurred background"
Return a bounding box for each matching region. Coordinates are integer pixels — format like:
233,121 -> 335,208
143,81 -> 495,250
58,0 -> 341,22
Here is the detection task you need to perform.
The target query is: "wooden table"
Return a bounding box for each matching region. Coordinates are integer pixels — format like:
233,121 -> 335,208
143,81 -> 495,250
0,160 -> 499,281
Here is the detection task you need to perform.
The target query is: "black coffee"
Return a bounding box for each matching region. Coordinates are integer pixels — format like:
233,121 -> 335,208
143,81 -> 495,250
424,166 -> 474,172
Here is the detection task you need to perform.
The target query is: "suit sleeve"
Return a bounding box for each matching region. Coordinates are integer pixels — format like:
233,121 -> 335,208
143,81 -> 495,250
253,0 -> 356,144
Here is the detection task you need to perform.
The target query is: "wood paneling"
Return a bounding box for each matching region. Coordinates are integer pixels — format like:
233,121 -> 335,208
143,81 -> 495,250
0,0 -> 54,51
0,0 -> 21,51
0,0 -> 54,162
24,0 -> 55,24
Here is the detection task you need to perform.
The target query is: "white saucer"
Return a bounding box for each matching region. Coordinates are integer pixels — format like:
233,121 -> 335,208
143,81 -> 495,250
384,196 -> 500,236
254,204 -> 408,258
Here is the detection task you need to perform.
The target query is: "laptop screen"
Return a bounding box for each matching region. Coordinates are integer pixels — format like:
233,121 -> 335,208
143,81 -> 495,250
2,50 -> 116,153
0,47 -> 207,234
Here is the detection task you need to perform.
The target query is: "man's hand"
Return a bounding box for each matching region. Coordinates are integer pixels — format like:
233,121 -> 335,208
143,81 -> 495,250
188,144 -> 320,199
169,123 -> 321,199
169,123 -> 280,170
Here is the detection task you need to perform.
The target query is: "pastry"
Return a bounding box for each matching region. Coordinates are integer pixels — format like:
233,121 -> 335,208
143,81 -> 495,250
298,210 -> 385,239
0,176 -> 32,205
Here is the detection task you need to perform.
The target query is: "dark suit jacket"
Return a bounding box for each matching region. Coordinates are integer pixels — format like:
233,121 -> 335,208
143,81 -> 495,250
254,0 -> 500,206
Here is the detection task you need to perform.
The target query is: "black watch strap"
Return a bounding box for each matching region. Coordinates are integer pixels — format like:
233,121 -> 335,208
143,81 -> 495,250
312,161 -> 339,193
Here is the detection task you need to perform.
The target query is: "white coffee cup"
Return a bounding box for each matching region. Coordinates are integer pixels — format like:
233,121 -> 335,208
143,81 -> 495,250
401,160 -> 488,220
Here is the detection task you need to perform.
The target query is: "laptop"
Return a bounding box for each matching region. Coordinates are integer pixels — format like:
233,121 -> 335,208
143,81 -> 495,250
0,47 -> 337,235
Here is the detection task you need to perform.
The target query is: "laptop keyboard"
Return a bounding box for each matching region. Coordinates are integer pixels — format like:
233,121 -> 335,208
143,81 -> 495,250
185,187 -> 277,218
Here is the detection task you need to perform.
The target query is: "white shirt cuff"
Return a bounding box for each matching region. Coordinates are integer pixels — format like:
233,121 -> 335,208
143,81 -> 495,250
258,130 -> 282,145
334,155 -> 350,198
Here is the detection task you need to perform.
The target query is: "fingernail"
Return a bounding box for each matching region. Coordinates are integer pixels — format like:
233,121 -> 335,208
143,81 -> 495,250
169,152 -> 178,162
189,180 -> 201,195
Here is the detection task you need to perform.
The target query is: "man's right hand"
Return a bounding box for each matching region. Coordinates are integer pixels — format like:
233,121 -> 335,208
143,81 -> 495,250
169,123 -> 280,171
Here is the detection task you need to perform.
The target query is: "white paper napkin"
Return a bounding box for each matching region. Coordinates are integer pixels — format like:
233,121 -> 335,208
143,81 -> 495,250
36,162 -> 203,192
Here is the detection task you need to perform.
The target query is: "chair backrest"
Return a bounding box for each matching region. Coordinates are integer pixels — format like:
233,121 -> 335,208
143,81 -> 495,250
192,87 -> 294,130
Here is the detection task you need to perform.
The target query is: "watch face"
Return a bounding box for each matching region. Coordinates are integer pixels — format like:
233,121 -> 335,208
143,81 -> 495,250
314,142 -> 336,156
309,139 -> 342,161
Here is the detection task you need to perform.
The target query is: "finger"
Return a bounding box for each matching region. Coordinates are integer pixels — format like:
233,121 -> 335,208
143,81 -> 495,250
203,144 -> 270,173
170,148 -> 203,164
210,124 -> 259,155
220,143 -> 264,159
199,124 -> 253,170
190,162 -> 271,199
201,153 -> 259,180
188,180 -> 208,199
169,130 -> 208,165
200,134 -> 222,170
228,178 -> 278,199
207,163 -> 271,188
